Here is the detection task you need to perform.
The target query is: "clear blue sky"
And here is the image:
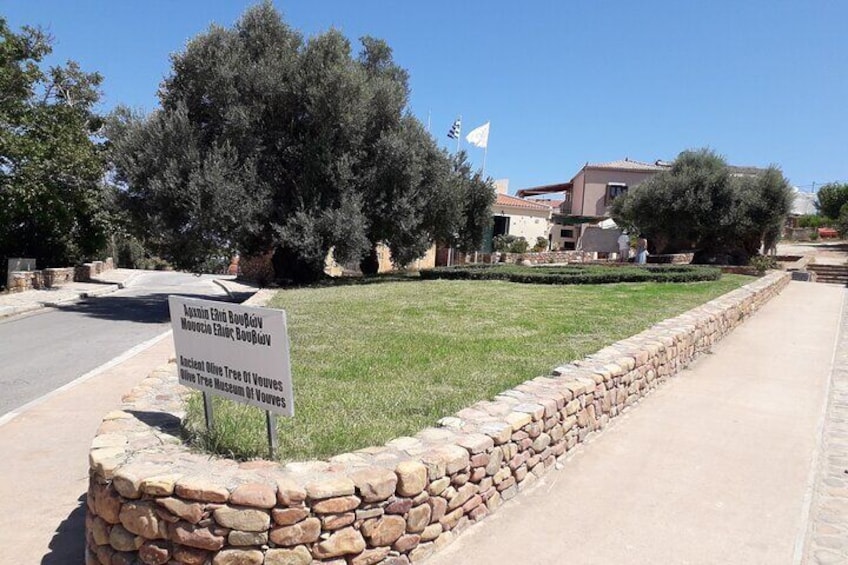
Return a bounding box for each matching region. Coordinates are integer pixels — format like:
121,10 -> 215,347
5,1 -> 846,193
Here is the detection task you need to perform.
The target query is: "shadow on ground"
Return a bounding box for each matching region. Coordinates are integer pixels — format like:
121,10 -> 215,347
41,493 -> 86,564
127,409 -> 182,438
53,291 -> 252,324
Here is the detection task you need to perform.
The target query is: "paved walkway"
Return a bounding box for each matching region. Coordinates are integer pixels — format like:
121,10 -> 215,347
803,295 -> 848,563
428,281 -> 847,565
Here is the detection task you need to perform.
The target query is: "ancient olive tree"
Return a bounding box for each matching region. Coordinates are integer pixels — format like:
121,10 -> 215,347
612,148 -> 792,263
0,18 -> 109,272
108,3 -> 493,281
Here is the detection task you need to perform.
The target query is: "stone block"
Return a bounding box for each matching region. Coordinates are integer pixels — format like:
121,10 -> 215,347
213,506 -> 270,532
269,517 -> 321,546
276,478 -> 307,506
175,478 -> 229,503
119,501 -> 162,539
305,475 -> 355,500
361,515 -> 406,546
211,549 -> 263,565
230,483 -> 276,509
395,461 -> 428,497
264,546 -> 313,565
349,466 -> 398,503
311,527 -> 366,559
168,521 -> 225,551
311,495 -> 361,514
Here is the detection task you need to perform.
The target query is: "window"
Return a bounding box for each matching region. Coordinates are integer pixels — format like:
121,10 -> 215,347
493,215 -> 510,237
560,241 -> 576,250
560,228 -> 574,239
606,182 -> 628,205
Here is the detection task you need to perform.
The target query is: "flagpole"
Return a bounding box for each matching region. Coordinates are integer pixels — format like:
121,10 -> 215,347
427,110 -> 431,133
482,144 -> 488,176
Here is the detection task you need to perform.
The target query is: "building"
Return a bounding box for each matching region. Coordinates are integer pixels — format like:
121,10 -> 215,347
518,158 -> 667,250
481,180 -> 553,251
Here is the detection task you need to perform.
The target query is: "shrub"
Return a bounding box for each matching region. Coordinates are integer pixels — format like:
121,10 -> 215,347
532,236 -> 548,252
816,183 -> 848,219
797,215 -> 827,229
748,255 -> 778,274
493,234 -> 529,254
420,264 -> 721,285
240,251 -> 275,287
837,203 -> 848,238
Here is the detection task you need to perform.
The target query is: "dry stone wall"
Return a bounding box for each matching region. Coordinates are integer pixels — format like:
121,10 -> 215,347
8,267 -> 76,292
86,271 -> 790,565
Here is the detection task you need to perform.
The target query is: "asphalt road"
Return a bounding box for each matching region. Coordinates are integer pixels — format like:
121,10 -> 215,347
0,271 -> 251,418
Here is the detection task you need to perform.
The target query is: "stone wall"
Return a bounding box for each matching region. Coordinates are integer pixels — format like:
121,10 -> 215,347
85,272 -> 790,565
498,250 -> 594,264
75,258 -> 115,282
646,253 -> 694,265
8,267 -> 76,292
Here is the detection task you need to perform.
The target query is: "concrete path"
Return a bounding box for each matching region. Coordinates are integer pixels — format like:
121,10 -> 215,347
0,335 -> 176,564
428,281 -> 845,565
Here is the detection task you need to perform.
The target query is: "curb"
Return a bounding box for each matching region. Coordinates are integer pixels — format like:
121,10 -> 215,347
211,278 -> 234,298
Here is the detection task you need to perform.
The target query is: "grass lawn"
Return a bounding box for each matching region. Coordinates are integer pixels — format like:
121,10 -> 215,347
185,275 -> 750,462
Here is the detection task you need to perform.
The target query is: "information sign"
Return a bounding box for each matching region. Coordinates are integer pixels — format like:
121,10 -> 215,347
168,295 -> 293,417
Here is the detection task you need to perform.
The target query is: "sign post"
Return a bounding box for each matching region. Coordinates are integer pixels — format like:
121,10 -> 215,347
168,296 -> 294,458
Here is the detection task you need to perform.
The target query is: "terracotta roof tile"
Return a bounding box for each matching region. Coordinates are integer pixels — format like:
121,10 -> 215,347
495,193 -> 552,211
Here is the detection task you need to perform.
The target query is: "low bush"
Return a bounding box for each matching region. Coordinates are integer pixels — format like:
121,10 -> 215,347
493,234 -> 529,254
420,264 -> 722,285
748,255 -> 779,274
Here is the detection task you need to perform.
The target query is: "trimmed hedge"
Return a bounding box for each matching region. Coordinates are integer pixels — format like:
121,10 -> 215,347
419,264 -> 722,285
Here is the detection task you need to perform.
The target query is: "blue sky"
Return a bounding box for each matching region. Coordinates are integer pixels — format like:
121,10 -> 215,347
5,1 -> 846,193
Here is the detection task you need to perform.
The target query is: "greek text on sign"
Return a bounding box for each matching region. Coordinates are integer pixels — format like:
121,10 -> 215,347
168,295 -> 294,416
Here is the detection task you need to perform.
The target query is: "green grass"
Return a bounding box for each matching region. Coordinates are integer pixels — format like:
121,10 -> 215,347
184,275 -> 750,462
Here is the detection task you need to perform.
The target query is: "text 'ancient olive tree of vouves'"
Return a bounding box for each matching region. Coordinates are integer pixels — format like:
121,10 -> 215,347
611,148 -> 792,264
107,3 -> 494,281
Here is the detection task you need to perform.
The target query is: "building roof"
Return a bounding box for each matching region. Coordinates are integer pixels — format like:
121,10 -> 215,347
528,198 -> 565,210
495,193 -> 552,211
585,158 -> 669,172
515,182 -> 572,198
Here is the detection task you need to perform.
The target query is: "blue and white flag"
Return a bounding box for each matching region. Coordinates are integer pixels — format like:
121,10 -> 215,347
447,117 -> 461,140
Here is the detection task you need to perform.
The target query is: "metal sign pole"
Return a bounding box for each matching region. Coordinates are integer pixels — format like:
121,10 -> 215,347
203,391 -> 215,430
266,411 -> 278,460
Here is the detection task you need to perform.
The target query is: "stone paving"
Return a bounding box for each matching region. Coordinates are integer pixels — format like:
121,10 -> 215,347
803,287 -> 848,564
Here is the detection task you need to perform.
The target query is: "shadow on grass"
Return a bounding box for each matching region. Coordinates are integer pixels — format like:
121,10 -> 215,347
41,493 -> 86,564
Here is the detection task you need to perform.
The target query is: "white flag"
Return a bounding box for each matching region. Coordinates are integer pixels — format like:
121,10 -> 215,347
465,121 -> 490,148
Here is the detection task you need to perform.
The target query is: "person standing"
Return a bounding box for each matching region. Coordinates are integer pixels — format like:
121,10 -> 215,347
635,236 -> 648,264
617,232 -> 630,262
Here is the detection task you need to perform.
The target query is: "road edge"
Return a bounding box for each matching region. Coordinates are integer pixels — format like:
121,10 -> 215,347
0,329 -> 173,428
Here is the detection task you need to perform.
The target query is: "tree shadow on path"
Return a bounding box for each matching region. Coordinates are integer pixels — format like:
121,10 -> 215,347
53,290 -> 252,324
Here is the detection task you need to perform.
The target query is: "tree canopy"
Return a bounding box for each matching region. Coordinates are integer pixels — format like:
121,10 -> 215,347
108,3 -> 493,281
815,182 -> 848,220
0,18 -> 109,271
612,148 -> 793,263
